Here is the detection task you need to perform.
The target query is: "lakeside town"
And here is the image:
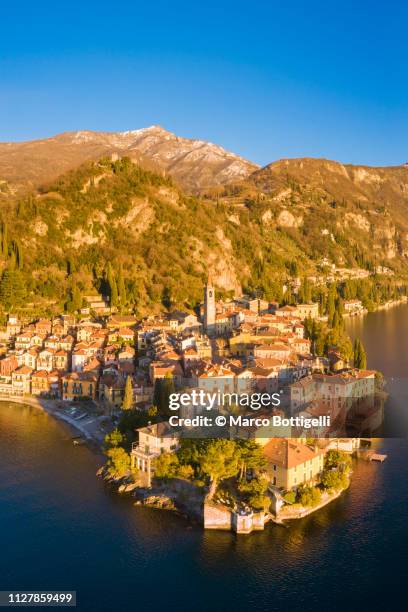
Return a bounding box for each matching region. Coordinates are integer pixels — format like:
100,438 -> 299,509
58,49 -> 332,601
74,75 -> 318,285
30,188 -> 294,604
0,276 -> 391,533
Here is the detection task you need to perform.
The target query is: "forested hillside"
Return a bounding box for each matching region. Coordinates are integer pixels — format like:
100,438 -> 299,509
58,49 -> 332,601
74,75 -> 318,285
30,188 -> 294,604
0,154 -> 407,317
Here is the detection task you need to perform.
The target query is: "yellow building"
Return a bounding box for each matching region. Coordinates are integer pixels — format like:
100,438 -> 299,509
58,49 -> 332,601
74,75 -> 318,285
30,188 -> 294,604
263,439 -> 325,490
61,372 -> 97,401
31,370 -> 50,396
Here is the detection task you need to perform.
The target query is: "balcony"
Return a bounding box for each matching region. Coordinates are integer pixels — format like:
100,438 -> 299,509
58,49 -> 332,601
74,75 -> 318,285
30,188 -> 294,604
131,442 -> 161,460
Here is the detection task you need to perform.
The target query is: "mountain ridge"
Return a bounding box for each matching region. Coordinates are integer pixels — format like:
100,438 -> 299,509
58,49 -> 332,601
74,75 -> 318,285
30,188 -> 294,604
1,128 -> 408,315
0,125 -> 258,194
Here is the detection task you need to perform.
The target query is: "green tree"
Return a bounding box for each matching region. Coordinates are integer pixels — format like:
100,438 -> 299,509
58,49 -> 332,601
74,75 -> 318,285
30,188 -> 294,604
237,439 -> 267,480
297,484 -> 321,507
121,375 -> 134,410
1,222 -> 8,257
200,439 -> 240,500
106,263 -> 118,308
105,447 -> 131,477
326,283 -> 337,322
238,475 -> 270,511
104,428 -> 124,449
147,405 -> 158,419
67,256 -> 76,275
282,286 -> 295,306
153,373 -> 175,418
298,276 -> 312,303
117,265 -> 127,308
153,452 -> 180,479
66,285 -> 82,313
321,468 -> 348,491
325,449 -> 352,470
0,261 -> 26,309
353,338 -> 367,369
12,240 -> 23,269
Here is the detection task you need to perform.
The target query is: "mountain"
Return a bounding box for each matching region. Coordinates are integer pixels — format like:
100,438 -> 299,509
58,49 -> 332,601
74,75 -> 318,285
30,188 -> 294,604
0,126 -> 258,194
0,154 -> 407,317
212,157 -> 408,265
1,126 -> 408,316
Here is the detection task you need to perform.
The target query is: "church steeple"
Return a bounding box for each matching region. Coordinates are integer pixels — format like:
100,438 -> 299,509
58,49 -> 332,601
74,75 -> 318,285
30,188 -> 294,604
204,272 -> 216,332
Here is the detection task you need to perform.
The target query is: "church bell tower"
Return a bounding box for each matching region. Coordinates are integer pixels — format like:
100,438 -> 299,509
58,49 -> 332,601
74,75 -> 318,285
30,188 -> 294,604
204,273 -> 216,332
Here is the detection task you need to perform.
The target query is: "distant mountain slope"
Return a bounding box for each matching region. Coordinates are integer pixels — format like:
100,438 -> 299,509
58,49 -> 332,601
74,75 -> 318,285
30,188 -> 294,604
211,157 -> 408,265
250,158 -> 408,220
0,126 -> 258,194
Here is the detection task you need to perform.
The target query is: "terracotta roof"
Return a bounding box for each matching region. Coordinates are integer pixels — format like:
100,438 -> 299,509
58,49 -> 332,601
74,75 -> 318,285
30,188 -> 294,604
14,365 -> 33,375
199,365 -> 233,378
253,357 -> 284,368
263,439 -> 324,469
137,421 -> 179,438
32,369 -> 49,378
184,347 -> 198,355
118,327 -> 135,336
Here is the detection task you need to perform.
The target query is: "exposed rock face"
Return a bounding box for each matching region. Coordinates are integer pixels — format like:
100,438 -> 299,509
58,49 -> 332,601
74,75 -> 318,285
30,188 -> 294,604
345,213 -> 371,232
0,126 -> 258,193
249,158 -> 408,222
276,209 -> 303,228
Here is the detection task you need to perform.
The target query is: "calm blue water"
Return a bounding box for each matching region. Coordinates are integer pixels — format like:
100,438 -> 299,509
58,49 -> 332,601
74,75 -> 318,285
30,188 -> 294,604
1,307 -> 408,611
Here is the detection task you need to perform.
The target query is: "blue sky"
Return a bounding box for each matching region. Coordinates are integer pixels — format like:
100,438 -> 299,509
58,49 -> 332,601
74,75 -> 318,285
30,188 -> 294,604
1,0 -> 407,166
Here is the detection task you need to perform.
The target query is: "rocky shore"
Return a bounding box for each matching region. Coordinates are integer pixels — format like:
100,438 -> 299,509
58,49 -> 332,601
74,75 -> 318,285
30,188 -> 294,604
99,466 -> 204,521
0,396 -> 356,533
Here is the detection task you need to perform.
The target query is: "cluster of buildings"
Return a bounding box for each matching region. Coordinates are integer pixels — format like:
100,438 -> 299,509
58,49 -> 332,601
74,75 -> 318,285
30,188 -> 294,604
0,276 -> 380,496
0,313 -> 148,409
140,277 -> 323,399
129,277 -> 379,489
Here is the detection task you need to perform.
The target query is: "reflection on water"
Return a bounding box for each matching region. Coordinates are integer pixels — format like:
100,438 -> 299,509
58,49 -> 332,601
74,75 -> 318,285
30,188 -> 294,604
1,305 -> 408,612
345,302 -> 408,377
346,304 -> 408,437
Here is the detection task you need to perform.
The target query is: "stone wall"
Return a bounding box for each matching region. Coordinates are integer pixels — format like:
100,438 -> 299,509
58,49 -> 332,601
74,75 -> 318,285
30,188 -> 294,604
204,502 -> 266,533
204,502 -> 232,530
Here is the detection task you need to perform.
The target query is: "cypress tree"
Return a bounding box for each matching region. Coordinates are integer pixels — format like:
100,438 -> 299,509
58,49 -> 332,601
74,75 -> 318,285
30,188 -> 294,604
0,257 -> 26,309
66,285 -> 82,313
106,263 -> 118,308
118,265 -> 127,307
1,223 -> 8,257
121,375 -> 133,410
326,284 -> 336,322
153,373 -> 175,418
353,338 -> 367,369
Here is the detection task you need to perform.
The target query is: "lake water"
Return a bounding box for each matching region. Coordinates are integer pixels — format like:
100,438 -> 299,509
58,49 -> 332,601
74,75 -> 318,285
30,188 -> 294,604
1,306 -> 408,611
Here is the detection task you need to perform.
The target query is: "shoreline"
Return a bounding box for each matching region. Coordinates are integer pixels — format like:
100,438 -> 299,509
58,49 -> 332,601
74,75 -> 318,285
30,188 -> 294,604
0,396 -> 359,531
277,486 -> 346,521
343,296 -> 408,319
0,395 -> 106,450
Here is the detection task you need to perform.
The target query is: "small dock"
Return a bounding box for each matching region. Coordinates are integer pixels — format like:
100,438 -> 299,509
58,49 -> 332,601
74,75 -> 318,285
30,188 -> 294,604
368,452 -> 387,463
